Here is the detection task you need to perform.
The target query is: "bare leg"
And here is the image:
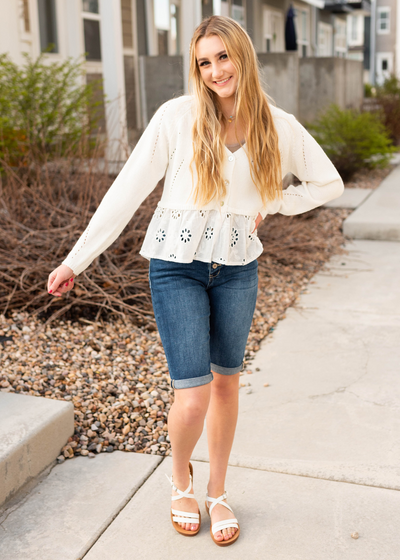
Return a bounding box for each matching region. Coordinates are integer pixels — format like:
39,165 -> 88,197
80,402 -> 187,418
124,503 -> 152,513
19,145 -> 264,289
206,371 -> 240,542
168,383 -> 211,531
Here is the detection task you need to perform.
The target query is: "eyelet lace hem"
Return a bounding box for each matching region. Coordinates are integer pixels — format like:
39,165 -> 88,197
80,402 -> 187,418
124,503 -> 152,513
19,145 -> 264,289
140,207 -> 263,265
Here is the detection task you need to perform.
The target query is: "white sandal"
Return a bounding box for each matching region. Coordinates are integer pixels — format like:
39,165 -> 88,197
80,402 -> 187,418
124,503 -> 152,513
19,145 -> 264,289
165,462 -> 201,536
205,491 -> 240,546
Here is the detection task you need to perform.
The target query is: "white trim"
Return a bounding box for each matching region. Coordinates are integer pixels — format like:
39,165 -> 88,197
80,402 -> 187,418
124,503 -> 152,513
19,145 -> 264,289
262,6 -> 284,53
318,21 -> 333,57
181,0 -> 202,93
99,0 -> 128,160
300,0 -> 324,8
334,16 -> 347,54
370,0 -> 376,84
293,2 -> 311,57
376,51 -> 393,85
397,0 -> 400,77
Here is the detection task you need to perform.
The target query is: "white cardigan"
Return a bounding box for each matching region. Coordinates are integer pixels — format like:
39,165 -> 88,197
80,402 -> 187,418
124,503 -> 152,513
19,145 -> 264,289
63,95 -> 344,276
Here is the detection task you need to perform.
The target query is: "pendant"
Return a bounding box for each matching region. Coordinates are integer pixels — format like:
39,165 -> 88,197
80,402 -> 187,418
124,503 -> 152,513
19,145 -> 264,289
228,115 -> 234,123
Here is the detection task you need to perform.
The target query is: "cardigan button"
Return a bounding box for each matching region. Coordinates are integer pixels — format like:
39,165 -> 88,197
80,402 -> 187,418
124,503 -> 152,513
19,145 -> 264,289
220,201 -> 224,206
225,180 -> 229,186
228,156 -> 234,162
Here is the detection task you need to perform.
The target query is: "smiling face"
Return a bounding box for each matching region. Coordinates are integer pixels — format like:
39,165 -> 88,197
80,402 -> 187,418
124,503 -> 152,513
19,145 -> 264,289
195,34 -> 238,102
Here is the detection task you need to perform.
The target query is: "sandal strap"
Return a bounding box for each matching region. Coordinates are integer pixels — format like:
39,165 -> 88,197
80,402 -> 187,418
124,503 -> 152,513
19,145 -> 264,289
212,518 -> 238,535
165,473 -> 196,501
171,508 -> 200,523
206,492 -> 233,516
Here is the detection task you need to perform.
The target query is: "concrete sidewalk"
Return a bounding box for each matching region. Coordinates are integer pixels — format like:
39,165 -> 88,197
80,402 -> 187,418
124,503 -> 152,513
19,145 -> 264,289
1,178 -> 400,558
2,239 -> 399,559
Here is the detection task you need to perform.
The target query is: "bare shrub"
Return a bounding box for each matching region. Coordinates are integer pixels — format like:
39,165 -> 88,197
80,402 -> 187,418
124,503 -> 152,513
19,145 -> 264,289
0,149 -> 347,329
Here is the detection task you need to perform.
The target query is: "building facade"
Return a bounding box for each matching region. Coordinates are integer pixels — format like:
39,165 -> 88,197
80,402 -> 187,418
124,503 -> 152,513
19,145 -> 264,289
373,0 -> 400,84
0,0 -> 366,157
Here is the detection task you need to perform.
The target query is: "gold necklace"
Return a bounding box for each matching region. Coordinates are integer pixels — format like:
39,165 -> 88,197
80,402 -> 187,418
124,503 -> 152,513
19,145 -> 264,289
227,114 -> 235,123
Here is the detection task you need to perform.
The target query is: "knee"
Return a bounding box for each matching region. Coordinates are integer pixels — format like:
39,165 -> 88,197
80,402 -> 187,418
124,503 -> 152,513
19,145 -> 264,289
173,388 -> 209,425
211,371 -> 239,401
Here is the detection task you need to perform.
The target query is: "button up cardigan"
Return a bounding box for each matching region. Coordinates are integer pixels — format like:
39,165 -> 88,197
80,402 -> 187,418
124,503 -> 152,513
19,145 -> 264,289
62,94 -> 344,276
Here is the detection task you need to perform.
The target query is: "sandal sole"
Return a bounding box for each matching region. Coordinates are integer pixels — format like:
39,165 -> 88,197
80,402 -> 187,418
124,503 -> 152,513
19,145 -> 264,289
205,502 -> 240,547
170,462 -> 201,537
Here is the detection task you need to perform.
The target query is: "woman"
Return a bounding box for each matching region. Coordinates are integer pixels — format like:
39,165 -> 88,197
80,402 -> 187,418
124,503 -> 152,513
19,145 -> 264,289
47,16 -> 343,547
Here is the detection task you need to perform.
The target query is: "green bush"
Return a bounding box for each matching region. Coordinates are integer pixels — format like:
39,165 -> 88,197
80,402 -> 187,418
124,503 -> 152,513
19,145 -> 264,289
307,104 -> 395,181
0,52 -> 103,166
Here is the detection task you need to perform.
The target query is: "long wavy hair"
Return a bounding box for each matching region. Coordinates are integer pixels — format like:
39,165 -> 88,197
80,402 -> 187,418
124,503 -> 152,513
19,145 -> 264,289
189,16 -> 282,207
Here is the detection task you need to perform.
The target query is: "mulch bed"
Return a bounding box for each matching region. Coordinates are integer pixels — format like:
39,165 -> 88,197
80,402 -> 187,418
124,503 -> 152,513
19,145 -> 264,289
344,164 -> 395,190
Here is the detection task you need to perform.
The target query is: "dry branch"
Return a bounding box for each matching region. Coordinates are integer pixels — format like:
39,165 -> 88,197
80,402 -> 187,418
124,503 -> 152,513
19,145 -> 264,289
0,158 -> 348,329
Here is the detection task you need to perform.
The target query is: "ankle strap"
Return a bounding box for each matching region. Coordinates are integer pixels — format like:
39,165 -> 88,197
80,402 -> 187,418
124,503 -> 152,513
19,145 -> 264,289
206,491 -> 233,516
165,473 -> 196,501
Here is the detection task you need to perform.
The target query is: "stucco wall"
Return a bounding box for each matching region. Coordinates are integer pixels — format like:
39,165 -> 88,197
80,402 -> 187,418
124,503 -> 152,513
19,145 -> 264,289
299,57 -> 363,123
258,52 -> 299,117
139,55 -> 184,125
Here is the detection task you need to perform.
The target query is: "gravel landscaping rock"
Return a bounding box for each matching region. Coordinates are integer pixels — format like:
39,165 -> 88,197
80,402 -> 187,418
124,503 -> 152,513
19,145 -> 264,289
0,208 -> 351,460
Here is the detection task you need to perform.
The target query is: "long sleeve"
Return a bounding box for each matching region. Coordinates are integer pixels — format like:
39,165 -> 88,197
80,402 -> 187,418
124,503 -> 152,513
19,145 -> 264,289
62,101 -> 172,276
260,113 -> 344,219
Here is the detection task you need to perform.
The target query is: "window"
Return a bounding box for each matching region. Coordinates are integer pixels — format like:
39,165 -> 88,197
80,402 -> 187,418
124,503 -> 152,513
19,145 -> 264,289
231,0 -> 245,28
376,52 -> 393,84
154,0 -> 170,56
334,17 -> 347,56
38,0 -> 58,53
263,8 -> 284,53
318,22 -> 332,57
377,8 -> 390,34
351,15 -> 358,42
294,5 -> 309,57
213,0 -> 245,27
82,0 -> 99,13
170,4 -> 180,55
82,0 -> 101,61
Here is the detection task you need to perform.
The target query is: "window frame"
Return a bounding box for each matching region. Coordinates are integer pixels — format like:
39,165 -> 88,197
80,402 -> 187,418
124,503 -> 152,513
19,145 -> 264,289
377,7 -> 390,35
262,6 -> 284,53
334,17 -> 347,56
293,3 -> 310,58
82,0 -> 102,62
37,0 -> 59,54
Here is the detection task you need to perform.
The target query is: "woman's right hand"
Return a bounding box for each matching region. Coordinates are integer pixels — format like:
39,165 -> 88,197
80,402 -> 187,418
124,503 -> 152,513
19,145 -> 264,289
47,264 -> 76,297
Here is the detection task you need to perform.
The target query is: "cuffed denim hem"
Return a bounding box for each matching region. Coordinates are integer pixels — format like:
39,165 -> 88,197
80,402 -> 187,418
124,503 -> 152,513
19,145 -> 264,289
171,372 -> 214,389
210,362 -> 244,376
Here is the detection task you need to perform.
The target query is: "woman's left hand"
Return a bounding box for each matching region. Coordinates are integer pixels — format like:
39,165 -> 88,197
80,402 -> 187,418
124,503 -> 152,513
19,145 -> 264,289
251,213 -> 263,234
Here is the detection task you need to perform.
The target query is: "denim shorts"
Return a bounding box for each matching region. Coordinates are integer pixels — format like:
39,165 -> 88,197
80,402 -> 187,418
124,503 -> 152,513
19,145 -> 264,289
149,258 -> 258,389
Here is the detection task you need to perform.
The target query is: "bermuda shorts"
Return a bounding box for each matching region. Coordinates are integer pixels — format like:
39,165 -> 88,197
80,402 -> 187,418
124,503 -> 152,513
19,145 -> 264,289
149,258 -> 258,389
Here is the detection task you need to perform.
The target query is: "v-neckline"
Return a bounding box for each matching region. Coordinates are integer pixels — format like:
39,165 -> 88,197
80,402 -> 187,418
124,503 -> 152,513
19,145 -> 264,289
224,141 -> 246,155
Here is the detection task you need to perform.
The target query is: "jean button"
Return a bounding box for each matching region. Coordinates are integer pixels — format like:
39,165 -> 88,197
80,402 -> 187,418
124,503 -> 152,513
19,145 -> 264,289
212,263 -> 218,269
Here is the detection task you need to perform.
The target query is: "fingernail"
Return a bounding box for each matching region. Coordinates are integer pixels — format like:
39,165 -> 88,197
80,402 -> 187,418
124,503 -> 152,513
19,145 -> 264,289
70,278 -> 74,282
49,290 -> 52,293
65,282 -> 68,286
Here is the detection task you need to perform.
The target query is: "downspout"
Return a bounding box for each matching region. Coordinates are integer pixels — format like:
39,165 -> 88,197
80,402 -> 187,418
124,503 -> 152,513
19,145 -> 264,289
397,0 -> 400,78
370,0 -> 376,84
310,6 -> 318,56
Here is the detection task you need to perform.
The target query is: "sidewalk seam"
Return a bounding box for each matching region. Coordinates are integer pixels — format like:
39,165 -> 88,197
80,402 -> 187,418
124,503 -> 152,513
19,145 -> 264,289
191,458 -> 400,492
80,456 -> 165,560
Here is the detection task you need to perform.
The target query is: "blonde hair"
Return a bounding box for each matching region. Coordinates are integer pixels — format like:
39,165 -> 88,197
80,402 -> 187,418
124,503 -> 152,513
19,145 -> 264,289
189,15 -> 282,207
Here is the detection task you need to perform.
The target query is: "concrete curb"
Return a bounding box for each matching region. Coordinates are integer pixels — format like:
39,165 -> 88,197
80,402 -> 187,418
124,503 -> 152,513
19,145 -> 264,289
343,165 -> 400,240
0,392 -> 74,507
